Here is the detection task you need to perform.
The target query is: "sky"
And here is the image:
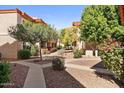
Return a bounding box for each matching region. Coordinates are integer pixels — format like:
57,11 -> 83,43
0,5 -> 86,30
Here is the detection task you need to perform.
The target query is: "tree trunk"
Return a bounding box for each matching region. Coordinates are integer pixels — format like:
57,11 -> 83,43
23,42 -> 25,49
39,42 -> 42,61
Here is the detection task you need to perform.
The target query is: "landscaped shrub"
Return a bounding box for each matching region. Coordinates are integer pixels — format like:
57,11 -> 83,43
57,45 -> 63,50
98,50 -> 104,56
30,45 -> 39,56
52,57 -> 65,70
0,60 -> 10,87
101,48 -> 124,81
18,49 -> 31,59
73,49 -> 82,58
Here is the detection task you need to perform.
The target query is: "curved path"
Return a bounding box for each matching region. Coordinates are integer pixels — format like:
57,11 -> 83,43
11,56 -> 115,88
12,61 -> 46,88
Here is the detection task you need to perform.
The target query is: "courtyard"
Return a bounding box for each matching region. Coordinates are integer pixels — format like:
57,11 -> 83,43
1,49 -> 123,88
0,5 -> 124,88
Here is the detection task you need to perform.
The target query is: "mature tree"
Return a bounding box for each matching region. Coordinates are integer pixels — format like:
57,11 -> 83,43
31,25 -> 57,60
112,26 -> 124,47
60,27 -> 78,48
8,20 -> 38,47
8,24 -> 29,48
80,5 -> 120,51
8,20 -> 58,60
45,25 -> 58,43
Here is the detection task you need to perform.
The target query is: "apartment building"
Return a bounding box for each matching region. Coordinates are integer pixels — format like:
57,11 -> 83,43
0,9 -> 46,59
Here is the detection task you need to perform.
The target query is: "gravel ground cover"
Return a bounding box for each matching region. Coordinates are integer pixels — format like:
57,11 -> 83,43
43,67 -> 123,88
3,63 -> 29,88
43,67 -> 85,88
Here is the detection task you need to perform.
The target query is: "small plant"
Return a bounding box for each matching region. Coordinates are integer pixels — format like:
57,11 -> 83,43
101,48 -> 124,81
73,49 -> 82,58
18,49 -> 31,59
52,57 -> 65,71
57,45 -> 63,50
0,60 -> 10,87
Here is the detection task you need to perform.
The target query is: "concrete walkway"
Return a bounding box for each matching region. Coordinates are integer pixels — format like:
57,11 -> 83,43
41,61 -> 112,75
12,61 -> 46,88
11,54 -> 112,88
43,49 -> 65,57
65,63 -> 112,75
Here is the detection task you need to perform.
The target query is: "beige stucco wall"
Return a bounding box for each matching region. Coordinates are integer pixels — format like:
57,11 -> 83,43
0,41 -> 22,59
0,13 -> 23,59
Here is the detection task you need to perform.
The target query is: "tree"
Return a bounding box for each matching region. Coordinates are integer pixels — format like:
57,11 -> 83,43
8,20 -> 38,47
8,24 -> 29,48
44,25 -> 58,46
8,20 -> 58,60
80,5 -> 120,52
112,26 -> 124,47
60,27 -> 78,48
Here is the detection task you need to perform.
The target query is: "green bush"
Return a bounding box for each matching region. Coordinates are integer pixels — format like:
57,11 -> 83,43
30,45 -> 39,56
18,49 -> 31,59
101,48 -> 124,81
52,57 -> 65,70
0,61 -> 10,86
98,50 -> 104,56
57,45 -> 63,50
73,49 -> 82,58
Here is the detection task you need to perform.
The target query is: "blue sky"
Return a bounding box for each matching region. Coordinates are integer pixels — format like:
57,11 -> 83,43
0,5 -> 86,30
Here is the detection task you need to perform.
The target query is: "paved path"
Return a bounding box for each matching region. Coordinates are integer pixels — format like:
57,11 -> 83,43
65,67 -> 119,88
65,63 -> 112,75
10,55 -> 113,88
41,61 -> 118,88
43,49 -> 65,56
12,61 -> 46,88
41,61 -> 112,75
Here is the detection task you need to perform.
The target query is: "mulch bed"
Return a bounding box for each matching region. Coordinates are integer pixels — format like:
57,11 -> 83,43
43,67 -> 85,88
3,63 -> 29,88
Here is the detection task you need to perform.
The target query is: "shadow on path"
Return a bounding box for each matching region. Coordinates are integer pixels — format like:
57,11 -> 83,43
91,61 -> 106,69
91,62 -> 124,88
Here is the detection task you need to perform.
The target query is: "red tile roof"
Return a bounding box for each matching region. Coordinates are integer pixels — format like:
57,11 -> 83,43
0,8 -> 47,26
72,22 -> 80,26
